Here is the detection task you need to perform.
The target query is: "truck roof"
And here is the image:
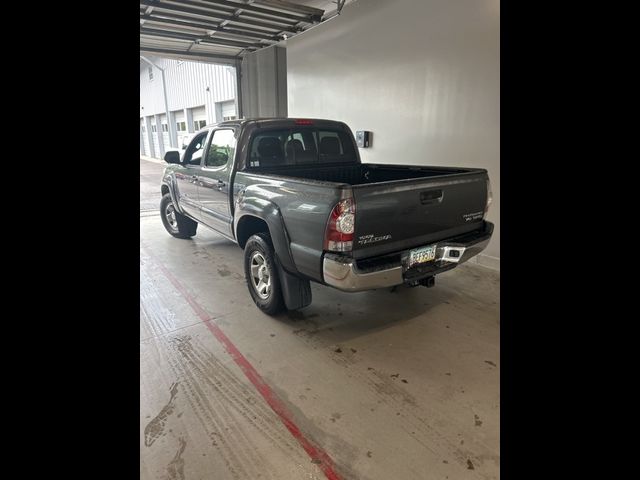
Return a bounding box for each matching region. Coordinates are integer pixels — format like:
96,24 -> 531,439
203,118 -> 347,129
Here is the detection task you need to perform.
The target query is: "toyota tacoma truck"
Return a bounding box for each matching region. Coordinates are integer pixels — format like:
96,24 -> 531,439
160,118 -> 494,314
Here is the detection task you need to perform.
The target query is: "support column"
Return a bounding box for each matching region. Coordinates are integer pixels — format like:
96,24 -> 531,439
239,46 -> 287,118
168,111 -> 178,147
215,102 -> 223,123
155,114 -> 165,158
185,108 -> 195,133
144,116 -> 155,158
234,59 -> 243,119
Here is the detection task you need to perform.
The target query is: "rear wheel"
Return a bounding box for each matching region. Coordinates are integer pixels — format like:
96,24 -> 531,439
160,193 -> 197,239
244,233 -> 285,315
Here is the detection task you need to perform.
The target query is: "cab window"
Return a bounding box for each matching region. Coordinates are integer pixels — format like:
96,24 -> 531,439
183,131 -> 208,166
205,129 -> 236,168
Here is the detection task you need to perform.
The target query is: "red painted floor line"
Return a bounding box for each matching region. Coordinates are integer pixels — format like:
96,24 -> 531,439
141,243 -> 342,480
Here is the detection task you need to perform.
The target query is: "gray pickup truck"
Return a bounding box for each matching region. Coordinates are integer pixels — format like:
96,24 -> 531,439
160,118 -> 493,314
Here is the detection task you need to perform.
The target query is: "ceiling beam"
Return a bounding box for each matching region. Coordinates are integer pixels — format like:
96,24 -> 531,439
139,0 -> 301,34
253,0 -> 324,17
141,14 -> 279,41
199,0 -> 320,23
140,9 -> 284,38
140,27 -> 262,49
139,47 -> 239,65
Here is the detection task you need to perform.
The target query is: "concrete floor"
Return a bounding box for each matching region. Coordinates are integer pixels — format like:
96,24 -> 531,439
140,158 -> 500,480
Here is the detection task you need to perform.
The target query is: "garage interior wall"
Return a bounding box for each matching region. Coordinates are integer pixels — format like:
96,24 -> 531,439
287,0 -> 500,268
240,46 -> 287,118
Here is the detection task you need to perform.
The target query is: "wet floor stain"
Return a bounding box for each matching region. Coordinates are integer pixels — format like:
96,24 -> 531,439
467,459 -> 475,470
144,382 -> 179,447
164,436 -> 187,480
474,414 -> 483,427
217,266 -> 231,277
484,360 -> 497,367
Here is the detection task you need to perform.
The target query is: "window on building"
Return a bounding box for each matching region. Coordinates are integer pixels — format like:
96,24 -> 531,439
162,123 -> 168,132
151,124 -> 157,132
176,121 -> 186,132
223,115 -> 237,121
148,67 -> 153,81
194,120 -> 207,130
141,126 -> 146,133
205,129 -> 236,168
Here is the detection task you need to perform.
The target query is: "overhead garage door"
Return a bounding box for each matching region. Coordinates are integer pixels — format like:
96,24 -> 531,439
222,101 -> 236,121
150,118 -> 160,158
141,118 -> 150,156
192,106 -> 207,131
160,114 -> 170,151
174,110 -> 189,149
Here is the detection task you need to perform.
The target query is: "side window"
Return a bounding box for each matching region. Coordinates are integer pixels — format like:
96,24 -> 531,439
205,129 -> 236,168
183,132 -> 208,166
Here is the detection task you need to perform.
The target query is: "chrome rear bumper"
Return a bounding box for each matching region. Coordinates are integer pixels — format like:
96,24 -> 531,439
322,222 -> 493,292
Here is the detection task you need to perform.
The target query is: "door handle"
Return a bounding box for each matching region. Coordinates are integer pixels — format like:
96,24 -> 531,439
217,180 -> 225,189
191,175 -> 198,183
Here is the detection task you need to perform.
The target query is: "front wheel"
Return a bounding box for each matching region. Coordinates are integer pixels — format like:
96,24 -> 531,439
244,233 -> 285,315
160,193 -> 197,239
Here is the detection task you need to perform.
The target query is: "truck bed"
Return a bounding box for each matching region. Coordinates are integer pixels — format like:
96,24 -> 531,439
255,163 -> 474,186
250,162 -> 488,260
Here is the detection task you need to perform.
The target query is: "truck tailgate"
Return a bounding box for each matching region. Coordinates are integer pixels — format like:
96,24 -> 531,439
351,171 -> 489,259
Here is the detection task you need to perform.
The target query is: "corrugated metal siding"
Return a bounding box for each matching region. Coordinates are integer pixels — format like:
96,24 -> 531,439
140,57 -> 236,118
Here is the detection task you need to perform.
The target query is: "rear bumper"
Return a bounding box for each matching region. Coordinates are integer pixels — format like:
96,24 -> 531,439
322,221 -> 493,292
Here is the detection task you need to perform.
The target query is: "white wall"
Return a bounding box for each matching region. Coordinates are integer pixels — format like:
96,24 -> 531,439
287,0 -> 500,266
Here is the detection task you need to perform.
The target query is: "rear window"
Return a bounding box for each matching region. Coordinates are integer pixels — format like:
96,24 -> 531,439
247,128 -> 356,168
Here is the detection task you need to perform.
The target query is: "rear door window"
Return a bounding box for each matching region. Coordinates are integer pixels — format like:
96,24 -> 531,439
248,128 -> 355,168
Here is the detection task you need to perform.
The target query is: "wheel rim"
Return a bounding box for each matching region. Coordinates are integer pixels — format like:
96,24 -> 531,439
250,251 -> 271,300
165,203 -> 178,229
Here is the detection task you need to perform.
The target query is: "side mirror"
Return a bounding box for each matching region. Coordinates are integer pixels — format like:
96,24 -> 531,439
164,149 -> 181,164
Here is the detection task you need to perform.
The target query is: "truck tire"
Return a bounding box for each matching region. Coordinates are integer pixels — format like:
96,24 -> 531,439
244,233 -> 285,315
160,193 -> 197,239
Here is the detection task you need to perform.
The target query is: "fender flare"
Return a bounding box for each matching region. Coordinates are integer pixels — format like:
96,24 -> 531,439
234,198 -> 298,275
161,175 -> 184,214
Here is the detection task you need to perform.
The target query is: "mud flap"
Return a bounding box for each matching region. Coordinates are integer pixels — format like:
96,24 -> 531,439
275,257 -> 312,310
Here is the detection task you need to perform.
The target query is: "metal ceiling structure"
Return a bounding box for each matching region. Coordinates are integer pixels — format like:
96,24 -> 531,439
140,0 -> 346,65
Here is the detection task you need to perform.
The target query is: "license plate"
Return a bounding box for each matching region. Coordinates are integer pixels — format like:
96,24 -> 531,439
408,244 -> 437,268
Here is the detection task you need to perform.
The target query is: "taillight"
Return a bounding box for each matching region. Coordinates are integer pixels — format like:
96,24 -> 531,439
324,196 -> 356,252
294,119 -> 314,125
484,178 -> 493,218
